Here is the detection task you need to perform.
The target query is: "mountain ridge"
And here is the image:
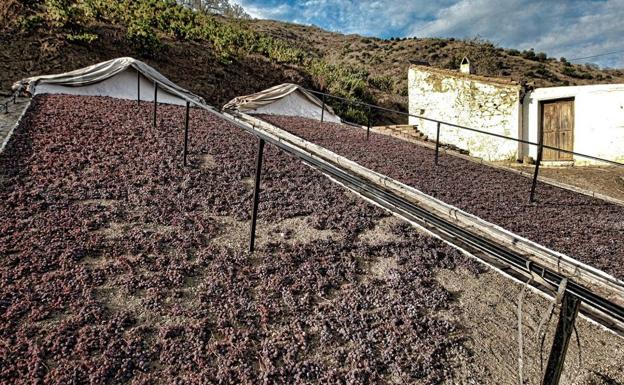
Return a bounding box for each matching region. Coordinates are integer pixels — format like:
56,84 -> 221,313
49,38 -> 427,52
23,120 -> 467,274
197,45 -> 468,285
2,0 -> 623,124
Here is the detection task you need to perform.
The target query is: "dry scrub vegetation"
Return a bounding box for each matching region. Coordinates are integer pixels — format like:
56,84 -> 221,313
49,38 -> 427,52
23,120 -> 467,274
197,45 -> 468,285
2,0 -> 624,125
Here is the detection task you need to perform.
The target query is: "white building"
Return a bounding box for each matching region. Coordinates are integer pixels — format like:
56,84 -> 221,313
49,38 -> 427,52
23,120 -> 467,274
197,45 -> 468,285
408,64 -> 624,164
223,83 -> 342,123
13,57 -> 204,106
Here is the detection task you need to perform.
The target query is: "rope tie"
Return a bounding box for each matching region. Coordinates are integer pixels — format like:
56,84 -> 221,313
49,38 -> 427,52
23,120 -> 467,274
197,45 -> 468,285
517,261 -> 534,385
536,278 -> 567,378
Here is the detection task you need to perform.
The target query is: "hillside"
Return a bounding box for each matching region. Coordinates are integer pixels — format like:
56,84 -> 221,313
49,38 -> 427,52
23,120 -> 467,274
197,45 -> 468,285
250,19 -> 624,94
2,0 -> 624,124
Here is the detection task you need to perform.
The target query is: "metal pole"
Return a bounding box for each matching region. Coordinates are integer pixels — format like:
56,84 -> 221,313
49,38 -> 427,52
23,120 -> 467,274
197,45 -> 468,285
183,101 -> 190,166
541,293 -> 581,385
249,138 -> 265,253
435,122 -> 441,165
137,72 -> 141,106
530,128 -> 544,202
153,82 -> 158,128
367,109 -> 371,141
320,94 -> 325,123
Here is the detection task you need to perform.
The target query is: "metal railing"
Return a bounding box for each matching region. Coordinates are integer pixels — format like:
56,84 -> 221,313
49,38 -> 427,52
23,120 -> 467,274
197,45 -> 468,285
308,88 -> 624,202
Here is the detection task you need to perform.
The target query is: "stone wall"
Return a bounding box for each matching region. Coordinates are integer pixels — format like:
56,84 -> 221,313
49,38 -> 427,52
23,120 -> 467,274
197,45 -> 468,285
408,66 -> 522,161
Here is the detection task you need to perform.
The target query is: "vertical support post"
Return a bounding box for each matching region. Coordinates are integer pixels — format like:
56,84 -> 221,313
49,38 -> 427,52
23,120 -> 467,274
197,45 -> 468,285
530,128 -> 544,202
3,102 -> 7,114
249,138 -> 265,253
435,122 -> 441,165
366,107 -> 371,141
137,71 -> 141,106
183,101 -> 190,166
153,82 -> 158,128
541,293 -> 581,385
320,94 -> 326,123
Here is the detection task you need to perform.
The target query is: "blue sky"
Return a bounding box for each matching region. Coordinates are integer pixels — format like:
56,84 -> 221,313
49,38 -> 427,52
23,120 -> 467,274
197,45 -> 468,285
234,0 -> 624,68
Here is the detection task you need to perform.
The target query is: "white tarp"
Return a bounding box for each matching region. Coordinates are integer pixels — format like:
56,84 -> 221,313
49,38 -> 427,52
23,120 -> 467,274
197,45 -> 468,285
223,83 -> 341,123
12,57 -> 205,106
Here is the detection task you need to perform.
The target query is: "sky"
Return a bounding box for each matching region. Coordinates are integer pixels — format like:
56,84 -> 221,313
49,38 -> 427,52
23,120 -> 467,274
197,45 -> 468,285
233,0 -> 624,68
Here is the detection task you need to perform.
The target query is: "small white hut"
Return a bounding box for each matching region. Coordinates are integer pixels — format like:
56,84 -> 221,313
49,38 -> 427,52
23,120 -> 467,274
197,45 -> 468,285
408,64 -> 624,165
223,83 -> 342,123
13,57 -> 204,106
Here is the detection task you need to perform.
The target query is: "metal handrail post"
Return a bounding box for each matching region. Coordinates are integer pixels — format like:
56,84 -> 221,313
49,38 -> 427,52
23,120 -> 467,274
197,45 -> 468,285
249,138 -> 265,253
183,101 -> 190,166
435,122 -> 441,165
530,128 -> 544,202
366,107 -> 371,141
137,72 -> 141,106
153,82 -> 158,128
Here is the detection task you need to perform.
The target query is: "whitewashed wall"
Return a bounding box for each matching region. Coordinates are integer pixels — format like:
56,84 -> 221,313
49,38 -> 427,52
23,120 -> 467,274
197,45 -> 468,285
408,66 -> 522,161
35,68 -> 187,106
522,84 -> 624,165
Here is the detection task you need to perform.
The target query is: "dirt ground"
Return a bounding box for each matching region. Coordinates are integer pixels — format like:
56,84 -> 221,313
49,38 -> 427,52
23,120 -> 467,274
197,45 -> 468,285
0,96 -> 30,146
437,267 -> 624,385
498,162 -> 624,203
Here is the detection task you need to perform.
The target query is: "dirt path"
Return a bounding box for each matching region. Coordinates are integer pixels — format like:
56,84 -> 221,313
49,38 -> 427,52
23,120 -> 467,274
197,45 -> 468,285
0,96 -> 29,148
437,267 -> 624,384
499,162 -> 624,203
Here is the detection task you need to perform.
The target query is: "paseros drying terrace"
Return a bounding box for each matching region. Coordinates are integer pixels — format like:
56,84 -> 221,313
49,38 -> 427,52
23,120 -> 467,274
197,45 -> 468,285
257,115 -> 624,281
0,95 -> 485,384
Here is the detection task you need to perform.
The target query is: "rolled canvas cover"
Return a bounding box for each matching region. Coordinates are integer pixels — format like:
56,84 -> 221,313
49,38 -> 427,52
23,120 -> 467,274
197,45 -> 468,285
12,57 -> 205,106
224,83 -> 341,123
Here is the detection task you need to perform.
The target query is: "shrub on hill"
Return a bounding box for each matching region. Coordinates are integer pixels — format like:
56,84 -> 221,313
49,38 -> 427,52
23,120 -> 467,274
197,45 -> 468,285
14,0 -> 375,120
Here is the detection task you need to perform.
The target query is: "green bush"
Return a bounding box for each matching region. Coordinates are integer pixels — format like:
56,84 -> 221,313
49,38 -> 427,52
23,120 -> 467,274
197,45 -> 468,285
44,0 -> 91,28
18,14 -> 44,30
521,48 -> 536,60
65,31 -> 98,43
561,66 -> 576,77
127,20 -> 162,57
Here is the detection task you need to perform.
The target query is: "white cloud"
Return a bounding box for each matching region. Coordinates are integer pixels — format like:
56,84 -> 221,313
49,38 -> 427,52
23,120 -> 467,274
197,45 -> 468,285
411,0 -> 624,67
235,0 -> 624,67
233,1 -> 292,19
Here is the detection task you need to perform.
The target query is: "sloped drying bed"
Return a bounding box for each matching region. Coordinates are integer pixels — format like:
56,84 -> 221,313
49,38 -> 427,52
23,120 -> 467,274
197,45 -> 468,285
256,115 -> 624,280
0,95 -> 481,384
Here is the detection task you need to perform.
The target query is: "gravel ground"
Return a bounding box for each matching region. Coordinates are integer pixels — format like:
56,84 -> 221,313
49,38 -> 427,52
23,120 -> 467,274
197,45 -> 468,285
0,96 -> 30,146
257,115 -> 624,280
0,95 -> 482,384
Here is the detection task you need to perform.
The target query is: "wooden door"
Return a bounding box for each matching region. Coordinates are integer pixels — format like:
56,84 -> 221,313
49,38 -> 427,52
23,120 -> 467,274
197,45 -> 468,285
541,99 -> 574,161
